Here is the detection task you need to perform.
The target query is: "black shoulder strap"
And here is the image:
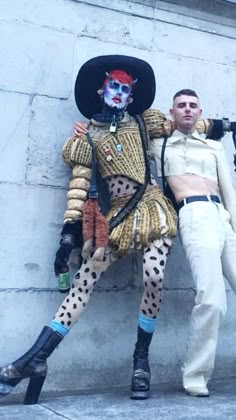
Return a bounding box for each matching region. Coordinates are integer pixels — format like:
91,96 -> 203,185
135,114 -> 151,184
161,136 -> 168,194
160,136 -> 179,212
233,132 -> 236,172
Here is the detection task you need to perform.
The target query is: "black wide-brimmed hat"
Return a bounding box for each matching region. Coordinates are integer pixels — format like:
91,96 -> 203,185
74,55 -> 156,118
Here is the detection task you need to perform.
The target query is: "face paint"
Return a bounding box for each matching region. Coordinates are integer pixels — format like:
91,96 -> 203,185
104,79 -> 132,110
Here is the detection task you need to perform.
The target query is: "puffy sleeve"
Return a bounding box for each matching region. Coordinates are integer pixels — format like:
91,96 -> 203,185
142,109 -> 173,139
62,135 -> 92,223
62,134 -> 92,168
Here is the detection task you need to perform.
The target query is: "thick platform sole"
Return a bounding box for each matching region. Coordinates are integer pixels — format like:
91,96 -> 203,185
0,376 -> 22,396
130,389 -> 150,400
185,388 -> 209,397
0,373 -> 46,405
0,382 -> 16,396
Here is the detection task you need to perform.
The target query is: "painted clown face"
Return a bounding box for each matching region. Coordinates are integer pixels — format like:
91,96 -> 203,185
103,79 -> 132,110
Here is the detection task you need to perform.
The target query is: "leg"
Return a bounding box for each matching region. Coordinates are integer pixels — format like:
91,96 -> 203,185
0,247 -> 116,404
131,240 -> 170,399
52,248 -> 115,329
179,202 -> 227,396
219,206 -> 236,293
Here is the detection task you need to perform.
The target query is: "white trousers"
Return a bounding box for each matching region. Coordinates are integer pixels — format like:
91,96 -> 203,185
179,201 -> 236,390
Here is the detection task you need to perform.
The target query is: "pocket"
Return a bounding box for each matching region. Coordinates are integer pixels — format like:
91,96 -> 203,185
178,204 -> 194,230
178,204 -> 194,247
178,202 -> 211,245
220,205 -> 231,223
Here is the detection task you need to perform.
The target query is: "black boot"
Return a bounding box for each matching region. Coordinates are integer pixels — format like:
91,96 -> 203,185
0,326 -> 63,404
130,326 -> 153,400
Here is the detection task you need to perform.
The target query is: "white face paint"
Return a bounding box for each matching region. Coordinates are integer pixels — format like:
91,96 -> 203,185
103,79 -> 132,110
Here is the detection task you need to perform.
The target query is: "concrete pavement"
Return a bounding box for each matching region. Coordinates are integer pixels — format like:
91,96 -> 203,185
1,377 -> 236,420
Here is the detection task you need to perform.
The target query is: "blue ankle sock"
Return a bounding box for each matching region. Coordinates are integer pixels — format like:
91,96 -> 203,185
138,313 -> 159,333
49,320 -> 69,337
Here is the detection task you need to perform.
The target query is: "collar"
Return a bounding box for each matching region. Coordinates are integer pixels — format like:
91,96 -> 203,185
169,129 -> 208,144
91,111 -> 130,126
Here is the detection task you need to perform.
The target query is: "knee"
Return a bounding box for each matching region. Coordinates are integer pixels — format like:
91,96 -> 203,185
198,299 -> 227,320
143,279 -> 163,305
196,287 -> 226,313
144,271 -> 163,289
73,273 -> 96,294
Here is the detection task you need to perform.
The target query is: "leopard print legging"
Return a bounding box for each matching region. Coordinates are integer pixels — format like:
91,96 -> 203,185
53,240 -> 170,329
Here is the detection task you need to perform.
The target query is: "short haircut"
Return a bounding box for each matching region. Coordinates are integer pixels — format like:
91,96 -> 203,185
173,89 -> 199,100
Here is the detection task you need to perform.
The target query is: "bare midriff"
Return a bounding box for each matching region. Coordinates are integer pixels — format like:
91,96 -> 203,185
167,174 -> 219,203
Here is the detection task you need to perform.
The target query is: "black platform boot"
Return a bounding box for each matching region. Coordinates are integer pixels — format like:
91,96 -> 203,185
130,326 -> 153,400
0,326 -> 63,404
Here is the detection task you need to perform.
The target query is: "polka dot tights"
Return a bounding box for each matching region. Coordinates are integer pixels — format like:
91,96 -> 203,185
53,241 -> 170,329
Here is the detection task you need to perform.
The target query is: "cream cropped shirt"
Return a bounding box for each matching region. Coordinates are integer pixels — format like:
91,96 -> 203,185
149,130 -> 236,231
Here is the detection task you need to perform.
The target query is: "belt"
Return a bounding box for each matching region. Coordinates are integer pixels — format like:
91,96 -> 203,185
178,195 -> 221,211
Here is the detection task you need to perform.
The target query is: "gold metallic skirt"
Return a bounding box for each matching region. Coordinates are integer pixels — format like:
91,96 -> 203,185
106,185 -> 177,256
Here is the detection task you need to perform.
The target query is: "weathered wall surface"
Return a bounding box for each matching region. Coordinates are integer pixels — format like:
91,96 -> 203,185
1,0 -> 236,397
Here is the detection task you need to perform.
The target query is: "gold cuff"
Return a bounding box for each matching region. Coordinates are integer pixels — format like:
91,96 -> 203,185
196,119 -> 212,135
72,165 -> 92,180
64,209 -> 83,222
69,178 -> 90,191
67,199 -> 85,211
67,189 -> 87,200
163,120 -> 175,137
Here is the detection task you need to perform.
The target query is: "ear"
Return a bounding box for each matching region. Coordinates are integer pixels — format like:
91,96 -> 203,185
127,96 -> 133,104
169,108 -> 175,120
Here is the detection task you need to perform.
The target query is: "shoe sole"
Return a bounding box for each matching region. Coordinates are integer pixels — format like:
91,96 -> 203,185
185,389 -> 209,397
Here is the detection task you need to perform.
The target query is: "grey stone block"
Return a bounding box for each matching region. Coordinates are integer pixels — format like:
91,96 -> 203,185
0,20 -> 74,97
0,91 -> 30,183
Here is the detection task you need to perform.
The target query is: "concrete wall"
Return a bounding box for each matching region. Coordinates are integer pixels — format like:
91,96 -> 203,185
1,0 -> 236,397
